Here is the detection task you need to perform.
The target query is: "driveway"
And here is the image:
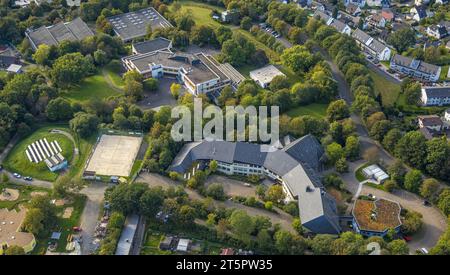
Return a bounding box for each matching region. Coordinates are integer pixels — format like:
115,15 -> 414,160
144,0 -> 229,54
137,78 -> 183,110
205,175 -> 256,198
79,182 -> 109,255
136,173 -> 294,232
360,185 -> 448,253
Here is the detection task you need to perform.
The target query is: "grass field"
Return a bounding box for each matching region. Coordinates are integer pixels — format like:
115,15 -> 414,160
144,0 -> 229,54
103,62 -> 125,89
62,73 -> 122,103
3,126 -> 75,181
369,70 -> 401,107
171,0 -> 224,28
285,103 -> 328,118
440,65 -> 449,81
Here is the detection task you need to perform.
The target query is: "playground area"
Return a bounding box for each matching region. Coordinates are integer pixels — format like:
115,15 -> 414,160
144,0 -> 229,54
0,188 -> 19,201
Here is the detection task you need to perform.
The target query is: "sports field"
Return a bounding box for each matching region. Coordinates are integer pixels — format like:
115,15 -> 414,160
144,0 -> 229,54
85,135 -> 143,177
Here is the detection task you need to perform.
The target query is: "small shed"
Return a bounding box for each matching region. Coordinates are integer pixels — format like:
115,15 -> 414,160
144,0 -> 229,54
176,238 -> 190,252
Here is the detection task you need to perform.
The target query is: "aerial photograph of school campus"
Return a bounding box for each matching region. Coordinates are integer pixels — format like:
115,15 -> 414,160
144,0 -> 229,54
0,0 -> 450,257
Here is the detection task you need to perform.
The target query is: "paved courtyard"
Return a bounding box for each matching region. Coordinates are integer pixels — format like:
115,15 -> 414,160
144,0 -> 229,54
138,78 -> 183,110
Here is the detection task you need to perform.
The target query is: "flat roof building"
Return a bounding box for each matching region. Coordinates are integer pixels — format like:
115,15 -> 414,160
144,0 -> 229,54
352,198 -> 402,237
26,17 -> 94,51
362,164 -> 389,184
115,214 -> 139,255
170,135 -> 341,235
132,37 -> 172,54
249,65 -> 286,88
122,40 -> 245,95
0,207 -> 36,254
107,8 -> 172,42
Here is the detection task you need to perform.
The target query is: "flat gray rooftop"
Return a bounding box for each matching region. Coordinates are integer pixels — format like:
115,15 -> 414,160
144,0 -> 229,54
115,214 -> 139,255
108,8 -> 172,41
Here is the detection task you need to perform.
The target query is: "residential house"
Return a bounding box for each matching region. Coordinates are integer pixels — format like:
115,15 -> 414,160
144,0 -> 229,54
381,9 -> 394,22
339,12 -> 365,29
169,135 -> 341,235
220,248 -> 235,255
410,6 -> 428,22
426,25 -> 448,39
366,0 -> 391,7
352,29 -> 392,61
418,115 -> 446,139
421,86 -> 450,106
0,55 -> 19,69
367,14 -> 387,28
444,108 -> 450,122
415,0 -> 430,5
313,0 -> 335,14
352,198 -> 402,237
390,54 -> 441,82
346,3 -> 361,16
295,0 -> 312,7
314,10 -> 352,35
344,0 -> 366,8
221,9 -> 239,23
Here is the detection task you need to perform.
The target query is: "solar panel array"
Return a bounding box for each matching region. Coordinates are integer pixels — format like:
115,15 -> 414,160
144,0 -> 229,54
26,138 -> 63,164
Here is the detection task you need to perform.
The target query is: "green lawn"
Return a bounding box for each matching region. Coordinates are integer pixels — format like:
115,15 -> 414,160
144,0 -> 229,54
369,70 -> 401,107
172,0 -> 224,28
285,103 -> 328,118
3,126 -> 75,181
103,63 -> 125,89
62,73 -> 122,103
440,65 -> 449,81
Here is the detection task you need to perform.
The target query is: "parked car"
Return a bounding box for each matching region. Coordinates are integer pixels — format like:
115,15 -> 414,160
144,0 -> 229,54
73,227 -> 82,232
403,235 -> 412,242
274,33 -> 281,38
13,173 -> 21,179
244,183 -> 251,187
423,200 -> 431,206
24,176 -> 33,181
419,248 -> 429,254
0,164 -> 3,171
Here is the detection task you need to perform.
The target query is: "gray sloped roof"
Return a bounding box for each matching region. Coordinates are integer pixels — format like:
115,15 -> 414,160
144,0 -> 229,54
392,54 -> 440,75
422,87 -> 450,99
234,142 -> 267,166
169,135 -> 340,234
283,134 -> 324,171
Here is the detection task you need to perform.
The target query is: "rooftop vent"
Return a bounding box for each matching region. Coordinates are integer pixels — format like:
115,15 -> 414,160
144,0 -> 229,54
306,186 -> 313,192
